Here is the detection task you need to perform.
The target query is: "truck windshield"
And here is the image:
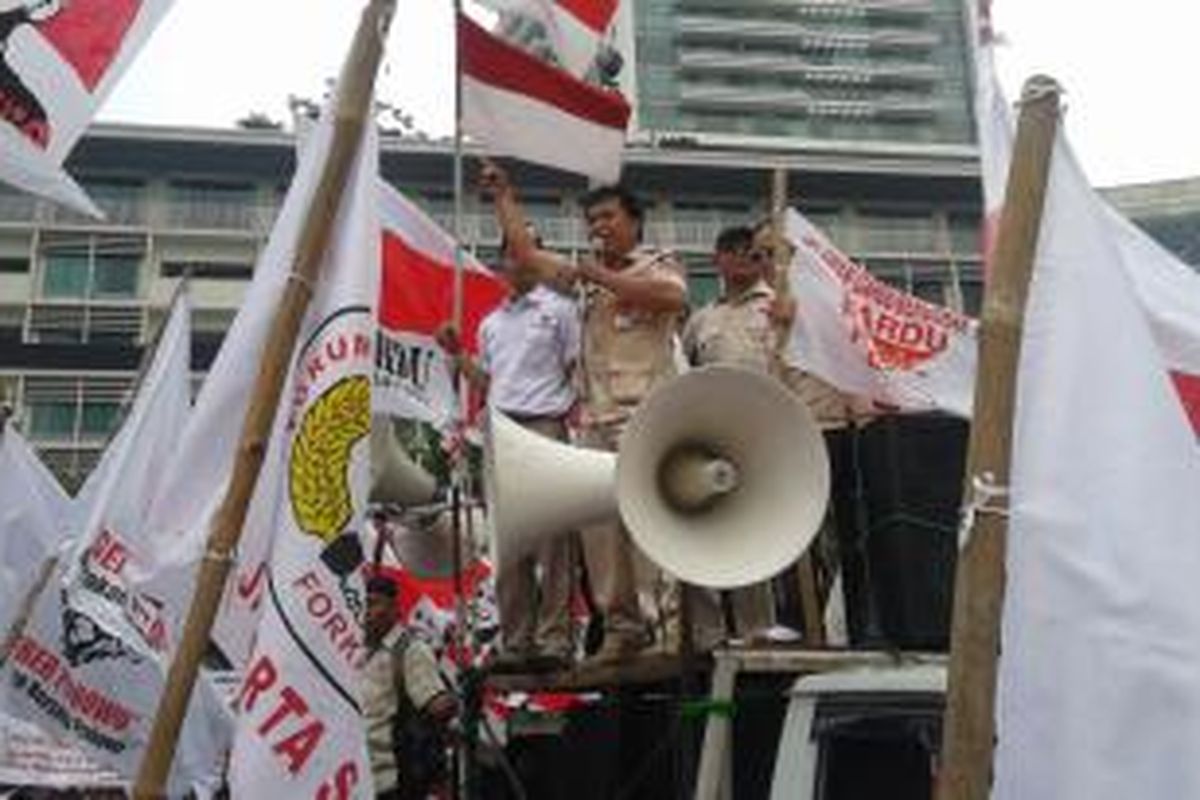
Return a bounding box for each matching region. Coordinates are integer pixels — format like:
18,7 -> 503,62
812,694 -> 943,800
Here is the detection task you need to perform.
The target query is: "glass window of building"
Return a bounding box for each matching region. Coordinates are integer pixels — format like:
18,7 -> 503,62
42,252 -> 89,298
92,254 -> 140,298
29,402 -> 75,437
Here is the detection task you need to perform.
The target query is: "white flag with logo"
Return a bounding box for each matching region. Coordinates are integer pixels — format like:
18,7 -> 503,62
1,294 -> 231,795
784,208 -> 977,416
994,127 -> 1200,799
0,0 -> 174,215
225,115 -> 380,797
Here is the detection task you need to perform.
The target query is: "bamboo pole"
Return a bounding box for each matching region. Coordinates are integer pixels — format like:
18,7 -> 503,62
936,76 -> 1062,800
131,2 -> 395,795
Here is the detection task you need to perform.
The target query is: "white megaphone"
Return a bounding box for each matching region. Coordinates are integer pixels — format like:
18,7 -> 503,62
483,365 -> 830,588
484,411 -> 616,571
369,415 -> 438,506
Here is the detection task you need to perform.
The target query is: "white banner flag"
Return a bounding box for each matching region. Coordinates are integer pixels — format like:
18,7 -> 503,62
0,713 -> 122,789
970,0 -> 1200,434
0,424 -> 71,635
2,294 -> 231,796
0,0 -> 174,215
784,208 -> 977,416
225,114 -> 380,797
994,129 -> 1200,799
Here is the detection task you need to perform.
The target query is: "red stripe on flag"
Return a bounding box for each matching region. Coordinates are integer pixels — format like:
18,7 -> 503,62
556,0 -> 618,33
1170,370 -> 1200,435
457,13 -> 631,131
38,0 -> 141,91
379,230 -> 508,354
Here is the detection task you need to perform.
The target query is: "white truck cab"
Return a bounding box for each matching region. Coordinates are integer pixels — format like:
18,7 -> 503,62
769,664 -> 946,800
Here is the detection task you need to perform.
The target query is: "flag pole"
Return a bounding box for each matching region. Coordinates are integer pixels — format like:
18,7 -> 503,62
936,76 -> 1062,800
131,1 -> 395,795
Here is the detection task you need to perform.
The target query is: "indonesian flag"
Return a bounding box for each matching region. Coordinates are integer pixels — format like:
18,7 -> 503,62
970,0 -> 1200,434
375,181 -> 508,429
478,0 -> 620,77
784,208 -> 977,416
994,128 -> 1200,799
458,12 -> 631,183
226,106 -> 380,797
0,0 -> 174,215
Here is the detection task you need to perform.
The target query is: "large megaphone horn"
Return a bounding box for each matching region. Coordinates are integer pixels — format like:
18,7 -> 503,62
484,411 -> 616,570
484,366 -> 830,588
369,415 -> 438,506
617,365 -> 830,588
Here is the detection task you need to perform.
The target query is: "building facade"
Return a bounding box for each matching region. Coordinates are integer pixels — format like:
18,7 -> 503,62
630,0 -> 976,150
0,124 -> 985,489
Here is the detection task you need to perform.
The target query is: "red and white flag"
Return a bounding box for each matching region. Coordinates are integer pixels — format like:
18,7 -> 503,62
783,208 -> 977,416
458,12 -> 631,183
971,0 -> 1200,433
479,0 -> 620,77
375,182 -> 508,429
0,0 -> 173,215
994,126 -> 1200,800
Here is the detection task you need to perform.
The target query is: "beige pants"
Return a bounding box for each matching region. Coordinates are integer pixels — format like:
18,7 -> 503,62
496,416 -> 575,657
576,423 -> 649,646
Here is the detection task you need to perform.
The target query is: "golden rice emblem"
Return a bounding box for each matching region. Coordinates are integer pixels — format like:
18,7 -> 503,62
288,374 -> 371,543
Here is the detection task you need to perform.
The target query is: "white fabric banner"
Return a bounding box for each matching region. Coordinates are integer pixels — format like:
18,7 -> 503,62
971,1 -> 1200,433
0,0 -> 174,215
994,132 -> 1200,799
0,425 -> 71,635
225,114 -> 380,797
0,711 -> 122,788
1,295 -> 230,796
784,208 -> 977,416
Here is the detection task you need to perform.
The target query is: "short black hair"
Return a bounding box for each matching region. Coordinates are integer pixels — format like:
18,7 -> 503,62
580,184 -> 644,227
367,574 -> 398,598
715,225 -> 755,255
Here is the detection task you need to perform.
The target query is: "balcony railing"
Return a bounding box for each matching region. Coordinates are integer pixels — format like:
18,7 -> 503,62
163,200 -> 279,234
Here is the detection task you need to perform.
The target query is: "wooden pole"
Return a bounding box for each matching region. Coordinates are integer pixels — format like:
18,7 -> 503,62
131,2 -> 395,796
936,76 -> 1062,800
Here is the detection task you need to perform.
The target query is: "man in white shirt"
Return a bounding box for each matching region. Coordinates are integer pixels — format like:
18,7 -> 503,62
438,230 -> 581,670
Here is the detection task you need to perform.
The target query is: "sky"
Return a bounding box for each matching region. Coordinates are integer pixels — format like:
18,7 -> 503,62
98,0 -> 1200,188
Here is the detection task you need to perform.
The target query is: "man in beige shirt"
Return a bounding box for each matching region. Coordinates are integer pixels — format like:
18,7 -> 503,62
681,225 -> 783,645
361,575 -> 457,799
481,161 -> 687,663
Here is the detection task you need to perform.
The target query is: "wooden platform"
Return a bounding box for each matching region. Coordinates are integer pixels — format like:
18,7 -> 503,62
485,649 -> 706,692
484,644 -> 946,692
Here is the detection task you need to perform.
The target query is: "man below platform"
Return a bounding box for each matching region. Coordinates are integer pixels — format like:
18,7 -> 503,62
437,229 -> 581,673
363,575 -> 458,800
481,160 -> 688,665
681,224 -> 794,646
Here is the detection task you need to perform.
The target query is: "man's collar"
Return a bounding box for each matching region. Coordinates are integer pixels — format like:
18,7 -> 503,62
720,279 -> 774,305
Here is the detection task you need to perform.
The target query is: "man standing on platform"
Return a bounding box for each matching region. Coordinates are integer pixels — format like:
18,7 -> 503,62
480,160 -> 688,664
437,229 -> 581,672
680,224 -> 786,645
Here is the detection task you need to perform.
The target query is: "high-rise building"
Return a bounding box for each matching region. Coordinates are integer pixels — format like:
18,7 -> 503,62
628,0 -> 976,151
